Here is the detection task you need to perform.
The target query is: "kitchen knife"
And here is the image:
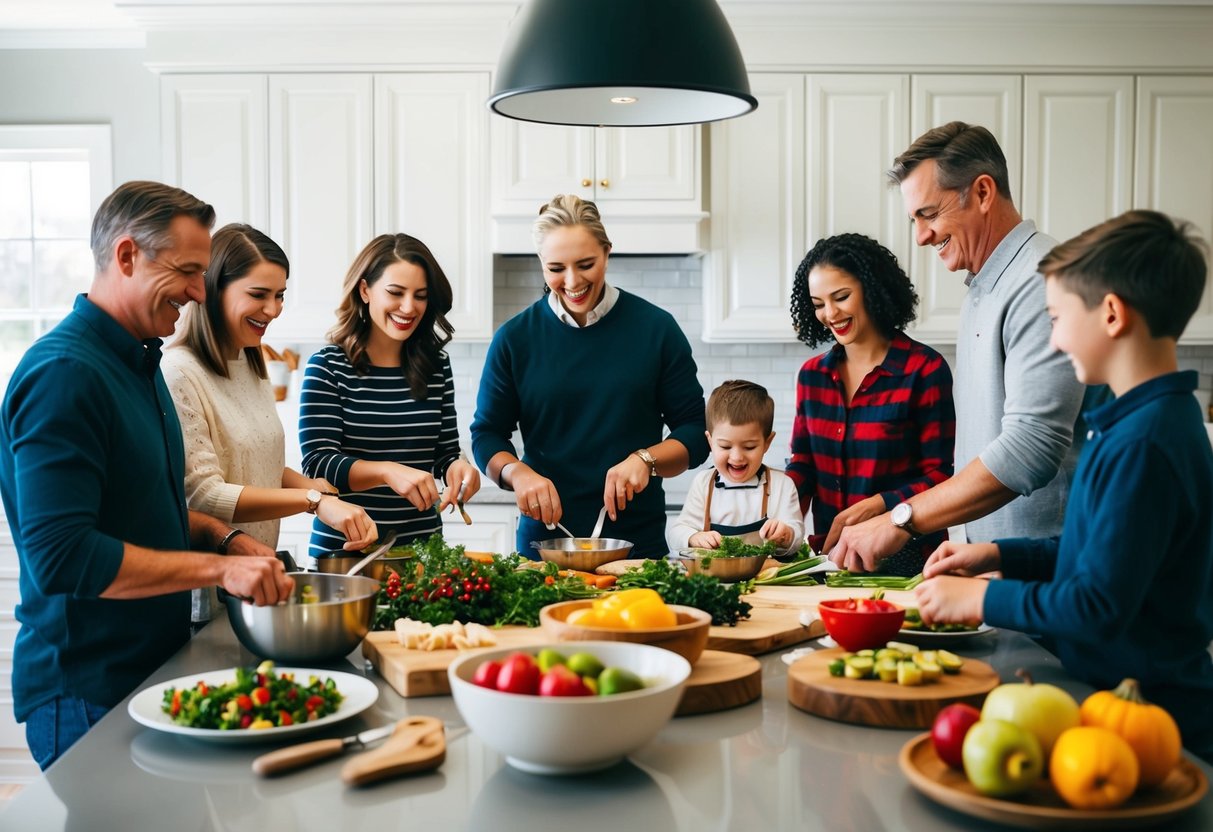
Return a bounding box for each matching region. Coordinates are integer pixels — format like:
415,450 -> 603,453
251,722 -> 398,776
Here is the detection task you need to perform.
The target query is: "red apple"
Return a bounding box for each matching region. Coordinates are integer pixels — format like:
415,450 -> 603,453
932,703 -> 982,769
538,665 -> 593,697
495,652 -> 541,695
471,659 -> 502,690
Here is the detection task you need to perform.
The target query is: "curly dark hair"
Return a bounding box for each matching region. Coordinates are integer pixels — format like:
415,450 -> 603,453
789,233 -> 919,348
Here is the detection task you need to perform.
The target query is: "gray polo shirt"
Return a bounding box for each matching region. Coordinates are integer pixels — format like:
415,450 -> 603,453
956,220 -> 1086,542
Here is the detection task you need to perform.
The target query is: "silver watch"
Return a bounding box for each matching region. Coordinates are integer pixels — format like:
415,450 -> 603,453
305,489 -> 324,515
891,502 -> 921,537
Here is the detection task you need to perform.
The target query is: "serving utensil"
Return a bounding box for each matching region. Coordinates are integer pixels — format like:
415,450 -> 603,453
344,531 -> 399,577
250,716 -> 447,783
590,505 -> 607,539
544,519 -> 576,538
454,480 -> 472,525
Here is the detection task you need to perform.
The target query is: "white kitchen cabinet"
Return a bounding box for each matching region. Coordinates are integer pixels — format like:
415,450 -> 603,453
375,74 -> 492,340
906,74 -> 1022,342
161,75 -> 269,231
268,74 -> 374,344
440,504 -> 519,556
1023,76 -> 1134,246
703,73 -> 805,342
1134,76 -> 1213,343
490,121 -> 703,254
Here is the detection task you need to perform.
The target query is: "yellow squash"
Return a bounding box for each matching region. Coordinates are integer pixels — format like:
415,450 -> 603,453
1050,726 -> 1139,810
1079,678 -> 1181,788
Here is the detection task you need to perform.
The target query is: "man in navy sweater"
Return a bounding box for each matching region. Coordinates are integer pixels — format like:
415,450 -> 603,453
0,181 -> 294,769
915,210 -> 1213,763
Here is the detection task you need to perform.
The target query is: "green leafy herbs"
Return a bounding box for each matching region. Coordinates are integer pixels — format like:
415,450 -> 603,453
614,559 -> 752,627
714,536 -> 779,559
824,571 -> 924,591
372,534 -> 601,629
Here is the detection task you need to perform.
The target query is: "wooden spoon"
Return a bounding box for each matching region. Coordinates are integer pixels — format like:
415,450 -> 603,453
341,715 -> 446,787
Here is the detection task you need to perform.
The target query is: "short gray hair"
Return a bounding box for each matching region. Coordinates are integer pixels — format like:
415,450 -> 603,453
90,180 -> 215,271
532,194 -> 612,253
888,121 -> 1012,205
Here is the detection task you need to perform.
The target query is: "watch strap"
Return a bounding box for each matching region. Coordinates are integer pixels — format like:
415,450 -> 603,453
217,528 -> 246,555
632,448 -> 658,476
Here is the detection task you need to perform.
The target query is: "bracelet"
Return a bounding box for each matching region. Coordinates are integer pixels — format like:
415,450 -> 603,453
216,528 -> 246,555
632,448 -> 658,477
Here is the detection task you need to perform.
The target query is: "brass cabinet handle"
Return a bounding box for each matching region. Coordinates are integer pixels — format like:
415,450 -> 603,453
580,178 -> 592,187
599,178 -> 610,189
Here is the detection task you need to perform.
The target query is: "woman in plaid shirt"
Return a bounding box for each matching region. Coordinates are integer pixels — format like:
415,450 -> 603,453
787,234 -> 956,576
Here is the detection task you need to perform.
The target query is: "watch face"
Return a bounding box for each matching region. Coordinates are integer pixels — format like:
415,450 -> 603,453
892,503 -> 912,527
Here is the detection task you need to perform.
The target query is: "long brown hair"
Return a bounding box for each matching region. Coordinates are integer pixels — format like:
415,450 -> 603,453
328,233 -> 454,398
177,223 -> 289,378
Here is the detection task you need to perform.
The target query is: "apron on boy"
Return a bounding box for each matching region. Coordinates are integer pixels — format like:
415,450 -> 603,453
702,466 -> 770,548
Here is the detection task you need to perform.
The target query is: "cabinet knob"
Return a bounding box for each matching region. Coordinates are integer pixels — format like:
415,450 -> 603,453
599,179 -> 610,189
580,178 -> 592,188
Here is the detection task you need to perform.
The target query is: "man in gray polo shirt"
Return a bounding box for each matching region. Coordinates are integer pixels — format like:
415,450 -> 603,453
828,121 -> 1088,570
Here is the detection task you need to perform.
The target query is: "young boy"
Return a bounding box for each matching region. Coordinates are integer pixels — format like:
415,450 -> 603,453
915,209 -> 1213,763
668,380 -> 805,556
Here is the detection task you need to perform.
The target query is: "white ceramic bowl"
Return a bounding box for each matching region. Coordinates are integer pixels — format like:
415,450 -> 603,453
448,641 -> 691,775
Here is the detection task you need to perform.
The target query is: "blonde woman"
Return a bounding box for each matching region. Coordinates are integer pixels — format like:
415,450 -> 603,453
298,234 -> 480,555
163,224 -> 377,621
470,195 -> 708,557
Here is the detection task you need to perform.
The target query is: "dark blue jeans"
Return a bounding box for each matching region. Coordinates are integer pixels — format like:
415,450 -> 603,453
25,696 -> 110,770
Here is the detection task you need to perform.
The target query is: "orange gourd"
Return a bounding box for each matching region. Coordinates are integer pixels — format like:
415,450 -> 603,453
1050,726 -> 1139,809
1079,678 -> 1182,788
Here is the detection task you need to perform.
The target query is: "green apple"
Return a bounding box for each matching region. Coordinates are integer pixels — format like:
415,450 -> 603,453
981,674 -> 1080,759
535,648 -> 566,674
962,719 -> 1044,797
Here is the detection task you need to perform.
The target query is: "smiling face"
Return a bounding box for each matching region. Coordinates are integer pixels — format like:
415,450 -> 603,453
900,159 -> 987,275
538,225 -> 609,325
129,214 -> 211,339
808,264 -> 872,347
221,260 -> 286,358
1045,276 -> 1109,386
360,259 -> 429,357
706,420 -> 774,484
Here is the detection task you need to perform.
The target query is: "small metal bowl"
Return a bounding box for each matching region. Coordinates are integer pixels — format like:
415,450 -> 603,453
311,550 -> 414,582
676,549 -> 769,582
224,572 -> 381,663
531,537 -> 633,571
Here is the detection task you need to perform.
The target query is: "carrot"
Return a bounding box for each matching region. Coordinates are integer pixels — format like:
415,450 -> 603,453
593,575 -> 617,590
464,550 -> 496,564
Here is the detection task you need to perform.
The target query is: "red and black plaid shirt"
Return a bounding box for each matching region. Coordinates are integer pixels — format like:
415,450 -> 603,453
786,332 -> 956,544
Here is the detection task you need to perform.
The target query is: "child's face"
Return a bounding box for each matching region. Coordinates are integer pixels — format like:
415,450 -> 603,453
1045,276 -> 1110,385
808,265 -> 870,346
706,421 -> 774,484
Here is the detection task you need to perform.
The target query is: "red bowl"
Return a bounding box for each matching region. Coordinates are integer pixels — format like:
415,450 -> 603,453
817,598 -> 906,652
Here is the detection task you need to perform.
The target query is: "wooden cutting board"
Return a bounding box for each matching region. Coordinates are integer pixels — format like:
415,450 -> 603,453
707,604 -> 823,655
787,647 -> 999,729
362,628 -> 549,698
746,584 -> 919,610
676,650 -> 762,716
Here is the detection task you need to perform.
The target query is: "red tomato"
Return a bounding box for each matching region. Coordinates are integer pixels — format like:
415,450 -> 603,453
236,694 -> 254,712
170,689 -> 182,716
251,686 -> 271,706
472,660 -> 503,690
538,666 -> 593,697
304,694 -> 325,712
278,710 -> 293,726
495,652 -> 541,696
932,703 -> 982,769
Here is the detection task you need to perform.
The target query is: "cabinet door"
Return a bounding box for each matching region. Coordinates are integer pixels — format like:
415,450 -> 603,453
269,75 -> 374,343
491,120 -> 595,210
375,73 -> 492,340
1024,76 -> 1134,244
1135,76 -> 1213,343
908,75 -> 1022,342
703,74 -> 805,342
807,74 -> 909,258
161,74 -> 268,229
594,126 -> 698,203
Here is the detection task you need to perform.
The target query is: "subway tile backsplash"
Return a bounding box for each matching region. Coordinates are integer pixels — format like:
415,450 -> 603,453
291,254 -> 1213,506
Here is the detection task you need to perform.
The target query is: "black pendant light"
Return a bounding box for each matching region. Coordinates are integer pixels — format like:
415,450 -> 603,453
488,0 -> 757,127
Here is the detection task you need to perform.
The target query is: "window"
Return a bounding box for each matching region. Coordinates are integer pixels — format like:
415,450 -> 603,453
0,125 -> 112,378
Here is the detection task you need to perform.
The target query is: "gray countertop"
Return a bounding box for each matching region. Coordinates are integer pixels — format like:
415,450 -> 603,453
4,611 -> 1211,832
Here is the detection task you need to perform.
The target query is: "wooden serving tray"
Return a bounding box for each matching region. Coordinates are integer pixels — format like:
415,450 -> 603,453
708,605 -> 822,655
787,647 -> 999,729
899,733 -> 1209,829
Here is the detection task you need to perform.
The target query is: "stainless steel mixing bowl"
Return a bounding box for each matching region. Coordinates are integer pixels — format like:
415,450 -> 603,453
530,537 -> 633,571
676,550 -> 769,582
224,572 -> 381,663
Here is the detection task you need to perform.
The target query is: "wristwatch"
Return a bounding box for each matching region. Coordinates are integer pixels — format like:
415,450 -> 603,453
216,528 -> 246,555
632,447 -> 658,477
305,489 -> 326,515
890,502 -> 922,537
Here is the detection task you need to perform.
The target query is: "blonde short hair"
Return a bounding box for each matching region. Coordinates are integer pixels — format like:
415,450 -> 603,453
532,194 -> 612,253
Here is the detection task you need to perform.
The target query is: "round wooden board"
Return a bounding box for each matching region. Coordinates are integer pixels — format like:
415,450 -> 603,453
899,733 -> 1209,830
676,650 -> 762,716
787,647 -> 999,728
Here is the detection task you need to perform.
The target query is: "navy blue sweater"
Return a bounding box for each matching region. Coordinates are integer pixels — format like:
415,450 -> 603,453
984,371 -> 1213,760
0,295 -> 191,720
471,290 -> 708,556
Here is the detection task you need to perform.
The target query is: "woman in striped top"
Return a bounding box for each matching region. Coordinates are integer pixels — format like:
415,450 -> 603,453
299,234 -> 480,556
786,233 -> 956,576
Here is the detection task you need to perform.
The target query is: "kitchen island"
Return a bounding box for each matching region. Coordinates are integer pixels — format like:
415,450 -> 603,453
3,610 -> 1210,832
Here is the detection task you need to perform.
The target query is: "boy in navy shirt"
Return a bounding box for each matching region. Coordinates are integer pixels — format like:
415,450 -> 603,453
915,209 -> 1213,763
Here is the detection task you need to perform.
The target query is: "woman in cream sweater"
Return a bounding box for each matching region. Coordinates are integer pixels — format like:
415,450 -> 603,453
163,224 -> 377,621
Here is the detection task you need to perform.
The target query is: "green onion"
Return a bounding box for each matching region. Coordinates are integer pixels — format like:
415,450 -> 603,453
753,556 -> 825,586
824,571 -> 924,591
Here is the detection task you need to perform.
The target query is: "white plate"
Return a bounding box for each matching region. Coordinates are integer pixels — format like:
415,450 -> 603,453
895,624 -> 996,645
127,666 -> 379,744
